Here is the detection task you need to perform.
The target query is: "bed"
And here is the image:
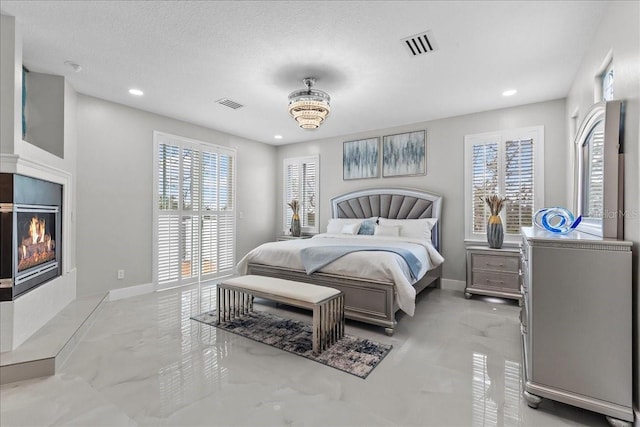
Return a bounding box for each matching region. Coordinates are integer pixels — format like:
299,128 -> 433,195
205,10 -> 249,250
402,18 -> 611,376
237,188 -> 443,335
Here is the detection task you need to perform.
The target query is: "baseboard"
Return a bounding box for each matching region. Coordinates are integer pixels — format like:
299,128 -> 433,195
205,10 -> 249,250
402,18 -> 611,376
440,278 -> 465,291
108,283 -> 154,301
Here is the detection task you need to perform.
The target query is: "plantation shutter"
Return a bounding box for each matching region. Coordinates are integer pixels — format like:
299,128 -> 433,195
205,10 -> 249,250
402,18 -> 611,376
284,162 -> 299,231
504,138 -> 534,233
585,128 -> 604,218
217,152 -> 235,273
464,127 -> 544,242
471,142 -> 499,233
200,149 -> 235,280
157,142 -> 180,284
301,161 -> 317,229
283,156 -> 319,234
154,132 -> 236,289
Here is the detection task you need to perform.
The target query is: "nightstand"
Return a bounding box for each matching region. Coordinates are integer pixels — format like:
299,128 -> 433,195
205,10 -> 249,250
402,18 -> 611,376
276,235 -> 312,241
465,246 -> 521,301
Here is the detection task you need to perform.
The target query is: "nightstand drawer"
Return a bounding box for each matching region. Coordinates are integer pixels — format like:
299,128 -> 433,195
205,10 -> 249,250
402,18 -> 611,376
276,235 -> 312,241
472,254 -> 519,273
472,271 -> 520,291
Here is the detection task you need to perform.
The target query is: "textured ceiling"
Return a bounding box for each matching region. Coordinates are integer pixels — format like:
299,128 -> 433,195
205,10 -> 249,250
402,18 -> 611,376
1,1 -> 608,145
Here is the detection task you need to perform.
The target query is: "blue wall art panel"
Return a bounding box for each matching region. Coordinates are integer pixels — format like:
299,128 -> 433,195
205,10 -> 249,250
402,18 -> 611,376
343,137 -> 380,180
382,130 -> 426,177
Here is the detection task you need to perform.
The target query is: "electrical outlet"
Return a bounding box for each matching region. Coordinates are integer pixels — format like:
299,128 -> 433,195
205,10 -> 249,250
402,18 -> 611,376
117,269 -> 125,280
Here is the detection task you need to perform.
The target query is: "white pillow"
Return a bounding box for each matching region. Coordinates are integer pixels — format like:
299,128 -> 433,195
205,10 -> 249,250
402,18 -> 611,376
326,218 -> 362,234
378,218 -> 437,241
340,223 -> 361,235
326,217 -> 376,234
374,224 -> 400,237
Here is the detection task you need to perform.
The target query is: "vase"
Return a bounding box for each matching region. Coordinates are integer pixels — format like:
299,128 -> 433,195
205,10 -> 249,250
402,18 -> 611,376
487,215 -> 504,249
291,213 -> 301,237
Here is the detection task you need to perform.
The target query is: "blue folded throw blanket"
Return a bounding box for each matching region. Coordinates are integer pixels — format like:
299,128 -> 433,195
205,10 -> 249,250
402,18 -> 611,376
300,245 -> 423,280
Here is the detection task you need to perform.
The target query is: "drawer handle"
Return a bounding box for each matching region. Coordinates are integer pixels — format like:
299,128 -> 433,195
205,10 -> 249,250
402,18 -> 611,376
485,263 -> 505,268
485,279 -> 505,285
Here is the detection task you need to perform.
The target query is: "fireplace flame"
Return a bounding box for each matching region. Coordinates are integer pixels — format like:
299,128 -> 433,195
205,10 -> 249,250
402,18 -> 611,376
29,217 -> 46,244
18,214 -> 55,272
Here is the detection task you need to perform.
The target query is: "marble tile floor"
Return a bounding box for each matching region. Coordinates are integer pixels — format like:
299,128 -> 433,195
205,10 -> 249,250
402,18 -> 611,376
0,283 -> 609,426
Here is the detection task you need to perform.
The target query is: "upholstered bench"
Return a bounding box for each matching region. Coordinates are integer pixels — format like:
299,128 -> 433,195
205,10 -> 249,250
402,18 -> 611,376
217,275 -> 345,354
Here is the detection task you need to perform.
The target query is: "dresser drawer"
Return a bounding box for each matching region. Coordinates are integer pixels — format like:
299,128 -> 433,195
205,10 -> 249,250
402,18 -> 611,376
472,254 -> 519,273
472,270 -> 520,291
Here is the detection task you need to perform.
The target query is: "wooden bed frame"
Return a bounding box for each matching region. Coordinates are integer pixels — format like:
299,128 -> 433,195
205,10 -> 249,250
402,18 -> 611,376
247,188 -> 443,335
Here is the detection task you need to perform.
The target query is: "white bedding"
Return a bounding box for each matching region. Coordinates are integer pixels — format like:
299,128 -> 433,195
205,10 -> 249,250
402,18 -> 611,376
236,233 -> 444,316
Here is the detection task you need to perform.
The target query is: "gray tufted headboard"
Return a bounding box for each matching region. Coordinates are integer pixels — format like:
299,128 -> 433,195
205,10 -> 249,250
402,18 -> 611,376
330,188 -> 443,251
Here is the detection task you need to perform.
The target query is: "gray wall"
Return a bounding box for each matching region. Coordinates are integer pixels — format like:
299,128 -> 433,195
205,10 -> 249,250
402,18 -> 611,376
0,14 -> 21,155
24,71 -> 65,158
565,0 -> 640,414
276,98 -> 567,282
76,94 -> 277,297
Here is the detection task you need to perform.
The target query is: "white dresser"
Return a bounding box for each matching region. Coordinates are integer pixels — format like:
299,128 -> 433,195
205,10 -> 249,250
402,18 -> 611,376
520,226 -> 633,425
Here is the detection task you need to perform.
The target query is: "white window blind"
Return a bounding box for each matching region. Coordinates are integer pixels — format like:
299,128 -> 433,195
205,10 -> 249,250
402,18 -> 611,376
154,132 -> 236,289
504,138 -> 534,234
471,142 -> 499,234
283,156 -> 319,234
464,127 -> 544,242
584,126 -> 604,218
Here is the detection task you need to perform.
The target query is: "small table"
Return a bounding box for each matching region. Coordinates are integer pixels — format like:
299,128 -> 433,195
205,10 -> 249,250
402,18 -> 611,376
465,246 -> 521,301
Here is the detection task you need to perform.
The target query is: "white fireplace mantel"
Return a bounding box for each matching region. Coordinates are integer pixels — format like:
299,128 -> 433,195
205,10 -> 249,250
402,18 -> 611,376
0,150 -> 76,352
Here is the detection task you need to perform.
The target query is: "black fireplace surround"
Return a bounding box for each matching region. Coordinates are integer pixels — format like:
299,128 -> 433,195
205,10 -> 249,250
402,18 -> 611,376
0,173 -> 62,301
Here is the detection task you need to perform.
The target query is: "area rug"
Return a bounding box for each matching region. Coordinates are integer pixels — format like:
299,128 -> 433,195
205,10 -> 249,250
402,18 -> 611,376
191,310 -> 392,379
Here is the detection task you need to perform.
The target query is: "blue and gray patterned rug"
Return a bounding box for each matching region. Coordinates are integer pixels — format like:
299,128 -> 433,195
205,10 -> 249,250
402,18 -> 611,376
192,309 -> 392,379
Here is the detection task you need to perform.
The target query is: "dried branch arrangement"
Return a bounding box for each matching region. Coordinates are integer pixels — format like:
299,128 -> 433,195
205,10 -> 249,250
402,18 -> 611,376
287,199 -> 299,215
481,195 -> 505,216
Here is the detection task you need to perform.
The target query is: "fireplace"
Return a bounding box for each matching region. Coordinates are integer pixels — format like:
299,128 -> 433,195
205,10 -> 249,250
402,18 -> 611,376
0,174 -> 62,301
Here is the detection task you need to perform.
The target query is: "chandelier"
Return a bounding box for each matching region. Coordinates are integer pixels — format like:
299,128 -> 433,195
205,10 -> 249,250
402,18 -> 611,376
288,78 -> 331,129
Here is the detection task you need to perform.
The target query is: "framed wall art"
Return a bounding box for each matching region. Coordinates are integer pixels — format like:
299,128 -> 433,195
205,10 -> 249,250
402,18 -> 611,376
343,137 -> 379,180
382,130 -> 426,177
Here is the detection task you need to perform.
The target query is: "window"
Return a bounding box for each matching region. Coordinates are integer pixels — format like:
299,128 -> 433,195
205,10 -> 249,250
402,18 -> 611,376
154,131 -> 236,289
283,156 -> 319,234
581,121 -> 604,218
601,61 -> 614,101
464,127 -> 544,242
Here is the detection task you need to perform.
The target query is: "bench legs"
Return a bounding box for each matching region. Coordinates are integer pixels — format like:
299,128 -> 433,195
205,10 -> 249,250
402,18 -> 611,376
312,294 -> 345,354
217,284 -> 344,355
217,285 -> 253,323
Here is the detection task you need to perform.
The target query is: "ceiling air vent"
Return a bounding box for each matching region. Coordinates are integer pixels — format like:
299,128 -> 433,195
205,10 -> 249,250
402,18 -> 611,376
402,31 -> 438,56
216,98 -> 244,109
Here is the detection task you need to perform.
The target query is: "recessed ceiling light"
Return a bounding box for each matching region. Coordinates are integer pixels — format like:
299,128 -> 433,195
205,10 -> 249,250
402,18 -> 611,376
502,89 -> 517,97
129,88 -> 144,96
274,135 -> 283,140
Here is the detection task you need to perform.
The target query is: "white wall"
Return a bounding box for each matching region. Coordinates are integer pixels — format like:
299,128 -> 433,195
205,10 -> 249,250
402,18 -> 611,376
565,0 -> 640,415
276,98 -> 567,282
75,95 -> 277,297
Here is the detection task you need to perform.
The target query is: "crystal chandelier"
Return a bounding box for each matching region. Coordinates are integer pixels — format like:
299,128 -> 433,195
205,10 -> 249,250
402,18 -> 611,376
288,78 -> 331,129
